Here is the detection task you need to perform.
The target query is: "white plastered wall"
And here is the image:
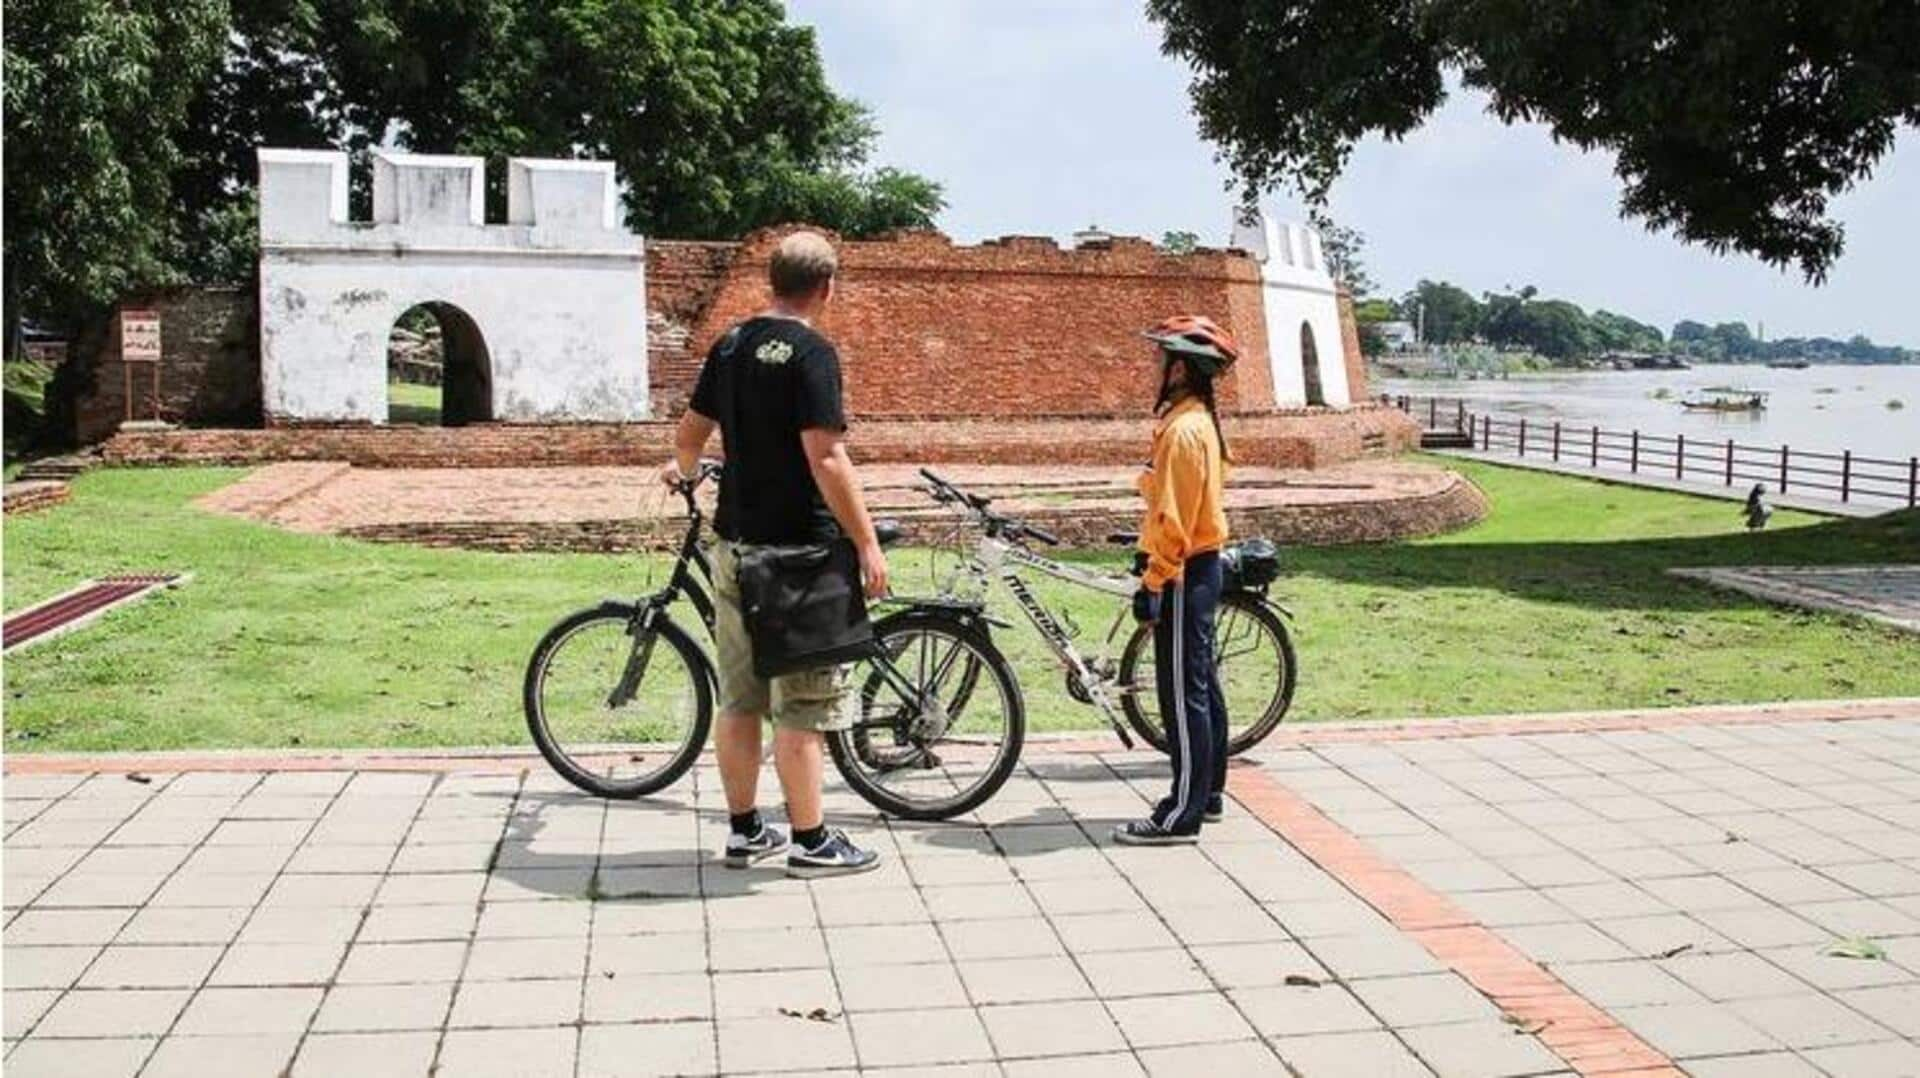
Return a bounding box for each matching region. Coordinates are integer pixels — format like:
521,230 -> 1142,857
1229,211 -> 1351,409
257,149 -> 648,423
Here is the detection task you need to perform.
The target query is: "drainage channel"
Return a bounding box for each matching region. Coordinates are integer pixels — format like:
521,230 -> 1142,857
2,574 -> 185,651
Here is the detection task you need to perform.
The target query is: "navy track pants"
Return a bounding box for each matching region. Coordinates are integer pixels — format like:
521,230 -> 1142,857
1150,550 -> 1228,835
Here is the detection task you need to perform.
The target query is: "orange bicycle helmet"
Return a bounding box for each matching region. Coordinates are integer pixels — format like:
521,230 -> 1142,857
1143,314 -> 1239,377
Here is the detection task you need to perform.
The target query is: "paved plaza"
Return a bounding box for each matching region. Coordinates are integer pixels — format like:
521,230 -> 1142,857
1671,567 -> 1920,635
5,699 -> 1920,1076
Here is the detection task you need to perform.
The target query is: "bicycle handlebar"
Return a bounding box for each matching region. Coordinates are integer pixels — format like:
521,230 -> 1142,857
918,468 -> 1061,546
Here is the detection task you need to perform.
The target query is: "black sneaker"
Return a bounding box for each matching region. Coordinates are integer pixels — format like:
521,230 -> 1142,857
724,824 -> 789,869
1204,798 -> 1225,824
786,829 -> 881,879
1111,819 -> 1199,846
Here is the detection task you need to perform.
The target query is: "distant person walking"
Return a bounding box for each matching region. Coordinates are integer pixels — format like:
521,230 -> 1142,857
1115,315 -> 1239,844
663,230 -> 888,877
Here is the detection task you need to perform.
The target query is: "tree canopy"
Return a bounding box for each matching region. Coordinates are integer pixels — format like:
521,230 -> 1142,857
1147,0 -> 1920,281
4,0 -> 945,337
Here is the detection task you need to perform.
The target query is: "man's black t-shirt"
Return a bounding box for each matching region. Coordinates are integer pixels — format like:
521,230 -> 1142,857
688,315 -> 846,545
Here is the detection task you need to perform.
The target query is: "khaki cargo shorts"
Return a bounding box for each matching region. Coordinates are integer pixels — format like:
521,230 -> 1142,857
710,540 -> 854,731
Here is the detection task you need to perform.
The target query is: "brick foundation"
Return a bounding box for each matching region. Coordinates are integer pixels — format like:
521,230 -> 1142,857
102,406 -> 1418,470
2,481 -> 72,516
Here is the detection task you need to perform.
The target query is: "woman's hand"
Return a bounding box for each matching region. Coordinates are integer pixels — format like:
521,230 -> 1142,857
1132,587 -> 1160,625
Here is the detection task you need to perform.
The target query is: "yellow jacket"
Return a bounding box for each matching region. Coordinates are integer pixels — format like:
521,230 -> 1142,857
1136,398 -> 1229,593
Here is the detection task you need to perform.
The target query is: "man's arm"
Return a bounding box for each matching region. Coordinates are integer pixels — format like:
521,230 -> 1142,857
800,427 -> 888,598
662,409 -> 717,487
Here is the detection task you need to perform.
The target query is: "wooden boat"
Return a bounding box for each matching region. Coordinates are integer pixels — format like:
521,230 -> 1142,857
1680,388 -> 1768,412
1767,359 -> 1811,369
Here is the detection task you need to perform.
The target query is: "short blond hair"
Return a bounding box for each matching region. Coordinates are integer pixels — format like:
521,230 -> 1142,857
769,231 -> 838,298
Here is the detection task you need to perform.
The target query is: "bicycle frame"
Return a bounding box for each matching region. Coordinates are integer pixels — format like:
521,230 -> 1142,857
944,534 -> 1144,746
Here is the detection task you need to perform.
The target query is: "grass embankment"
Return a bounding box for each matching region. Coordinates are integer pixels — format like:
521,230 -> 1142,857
4,460 -> 1917,752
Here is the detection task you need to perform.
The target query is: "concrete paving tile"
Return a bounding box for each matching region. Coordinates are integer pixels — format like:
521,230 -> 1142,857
140,1033 -> 303,1078
588,929 -> 709,976
1798,897 -> 1920,938
920,882 -> 1041,923
813,885 -> 931,927
1656,950 -> 1813,1001
375,872 -> 488,906
209,940 -> 347,986
1077,948 -> 1210,999
939,916 -> 1064,962
438,1026 -> 577,1078
717,1012 -> 857,1072
577,1021 -> 717,1077
449,976 -> 583,1029
236,905 -> 363,945
905,855 -> 1019,888
34,987 -> 192,1037
1726,866 -> 1858,905
1159,900 -> 1289,947
284,844 -> 396,874
3,908 -> 134,946
1727,992 -> 1896,1049
1801,1039 -> 1920,1078
76,944 -> 221,988
174,986 -> 325,1034
850,1005 -> 997,1067
1269,1027 -> 1436,1077
704,892 -> 818,932
1591,912 -> 1736,958
709,925 -> 829,972
312,982 -> 455,1032
583,969 -> 709,1023
1692,905 -> 1832,949
0,1036 -> 153,1078
359,901 -> 479,942
1136,1037 -> 1285,1076
3,945 -> 102,990
71,845 -> 191,876
463,936 -> 587,981
958,954 -> 1095,1004
34,871 -> 169,908
474,899 -> 591,939
335,940 -> 469,983
1348,972 -> 1500,1028
1186,940 -> 1329,989
833,961 -> 970,1013
1397,1018 -> 1564,1077
148,871 -> 275,908
1836,983 -> 1920,1037
1612,1001 -> 1781,1058
589,897 -> 705,937
823,922 -> 951,968
1682,1052 -> 1823,1077
1001,1051 -> 1146,1077
178,844 -> 294,875
712,967 -> 840,1019
1307,932 -> 1445,980
1106,990 -> 1257,1047
1552,960 -> 1707,1007
1049,910 -> 1181,953
3,988 -> 62,1038
976,998 -> 1126,1058
1499,921 -> 1635,964
1230,982 -> 1379,1038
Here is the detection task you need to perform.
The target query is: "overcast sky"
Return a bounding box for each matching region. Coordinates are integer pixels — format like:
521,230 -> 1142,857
785,1 -> 1919,347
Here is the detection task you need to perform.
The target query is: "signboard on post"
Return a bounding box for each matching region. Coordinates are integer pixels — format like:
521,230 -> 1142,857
119,308 -> 163,423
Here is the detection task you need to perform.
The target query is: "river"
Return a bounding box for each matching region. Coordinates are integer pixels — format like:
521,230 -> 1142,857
1378,365 -> 1920,464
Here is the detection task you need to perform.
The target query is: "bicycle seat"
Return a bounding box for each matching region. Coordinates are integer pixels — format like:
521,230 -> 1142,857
874,519 -> 905,548
1107,531 -> 1139,547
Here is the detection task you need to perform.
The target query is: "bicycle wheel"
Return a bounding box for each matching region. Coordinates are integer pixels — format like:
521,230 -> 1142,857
524,606 -> 712,798
828,610 -> 1024,821
1118,591 -> 1297,756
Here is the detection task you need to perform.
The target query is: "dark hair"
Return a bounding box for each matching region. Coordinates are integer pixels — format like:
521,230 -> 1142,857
1154,355 -> 1233,463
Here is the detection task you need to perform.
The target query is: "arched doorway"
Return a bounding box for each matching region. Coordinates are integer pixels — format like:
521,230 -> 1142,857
386,302 -> 491,425
1300,322 -> 1326,407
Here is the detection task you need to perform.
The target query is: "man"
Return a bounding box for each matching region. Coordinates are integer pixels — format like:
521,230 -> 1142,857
663,230 -> 888,878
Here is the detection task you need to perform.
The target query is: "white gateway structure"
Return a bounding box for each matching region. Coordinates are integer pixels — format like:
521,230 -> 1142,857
1231,211 -> 1352,409
257,149 -> 648,424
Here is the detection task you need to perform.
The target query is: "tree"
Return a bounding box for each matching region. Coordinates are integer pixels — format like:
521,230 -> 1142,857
1590,310 -> 1664,353
1307,211 -> 1375,296
1160,230 -> 1201,254
8,0 -> 945,339
1402,280 -> 1482,345
1671,320 -> 1713,344
1147,0 -> 1920,279
1711,322 -> 1757,360
3,0 -> 228,343
1352,297 -> 1397,357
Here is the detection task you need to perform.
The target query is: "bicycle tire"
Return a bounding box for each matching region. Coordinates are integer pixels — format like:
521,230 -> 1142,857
829,610 -> 1025,821
1118,591 -> 1297,756
524,606 -> 713,798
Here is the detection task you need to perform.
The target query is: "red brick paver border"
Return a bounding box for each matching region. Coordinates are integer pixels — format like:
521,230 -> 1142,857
8,696 -> 1913,775
1230,765 -> 1683,1076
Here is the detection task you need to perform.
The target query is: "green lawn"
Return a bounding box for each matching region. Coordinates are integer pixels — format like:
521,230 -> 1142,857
387,379 -> 441,424
3,460 -> 1917,752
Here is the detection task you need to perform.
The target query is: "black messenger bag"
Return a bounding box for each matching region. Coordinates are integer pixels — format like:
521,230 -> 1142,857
735,538 -> 878,679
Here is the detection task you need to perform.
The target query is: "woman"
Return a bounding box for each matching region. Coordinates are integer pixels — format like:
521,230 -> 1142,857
1114,314 -> 1237,845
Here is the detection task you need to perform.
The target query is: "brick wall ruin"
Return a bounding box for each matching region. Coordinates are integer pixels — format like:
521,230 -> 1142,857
72,225 -> 1382,452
